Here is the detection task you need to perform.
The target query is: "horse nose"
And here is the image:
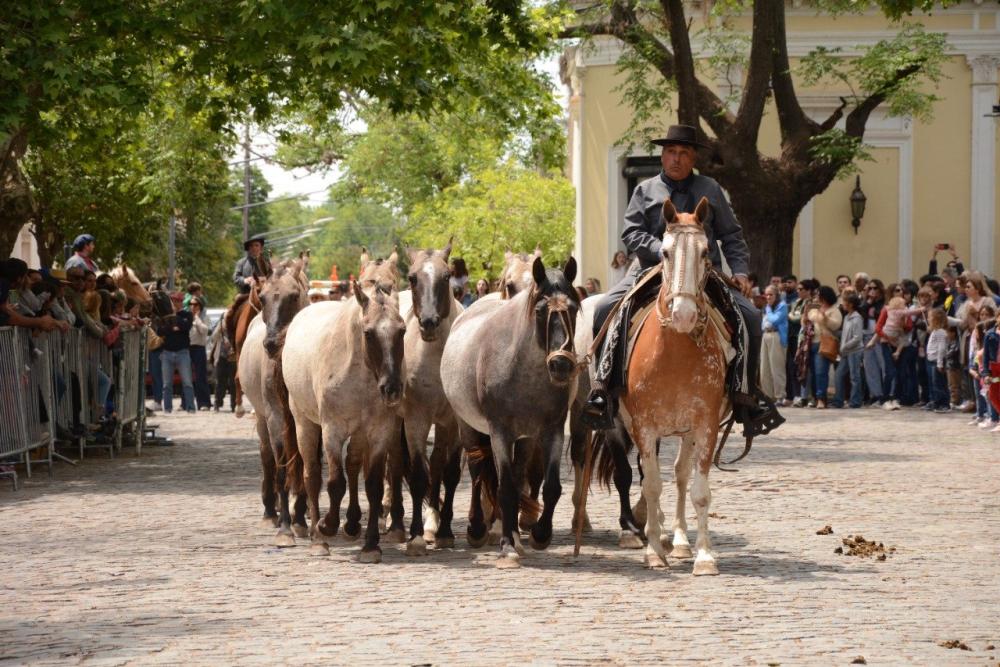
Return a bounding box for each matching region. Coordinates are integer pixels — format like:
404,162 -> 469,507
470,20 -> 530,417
671,301 -> 698,332
420,315 -> 440,331
379,379 -> 402,406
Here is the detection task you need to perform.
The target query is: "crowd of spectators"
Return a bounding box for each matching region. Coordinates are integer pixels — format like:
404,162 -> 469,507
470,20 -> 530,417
752,245 -> 1000,432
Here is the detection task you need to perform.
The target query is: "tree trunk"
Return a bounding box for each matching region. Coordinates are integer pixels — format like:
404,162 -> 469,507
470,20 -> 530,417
0,130 -> 32,257
739,212 -> 797,281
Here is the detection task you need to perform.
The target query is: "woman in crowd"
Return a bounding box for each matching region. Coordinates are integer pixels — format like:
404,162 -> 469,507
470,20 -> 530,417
832,292 -> 864,408
760,285 -> 788,404
791,279 -> 818,407
969,303 -> 999,429
860,280 -> 887,407
806,285 -> 842,409
474,278 -> 490,301
609,250 -> 629,287
188,296 -> 212,410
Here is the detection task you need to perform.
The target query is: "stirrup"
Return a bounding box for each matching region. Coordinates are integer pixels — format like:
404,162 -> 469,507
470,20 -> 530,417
581,388 -> 616,430
741,395 -> 785,439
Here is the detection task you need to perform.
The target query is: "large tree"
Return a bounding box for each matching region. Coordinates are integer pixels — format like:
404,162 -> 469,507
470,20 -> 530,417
1,0 -> 553,253
561,0 -> 950,277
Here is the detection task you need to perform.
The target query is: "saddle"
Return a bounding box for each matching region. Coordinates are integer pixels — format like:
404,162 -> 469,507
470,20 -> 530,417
598,266 -> 741,399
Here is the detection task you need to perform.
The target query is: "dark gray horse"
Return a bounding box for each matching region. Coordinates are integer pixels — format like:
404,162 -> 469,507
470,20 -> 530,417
441,256 -> 579,568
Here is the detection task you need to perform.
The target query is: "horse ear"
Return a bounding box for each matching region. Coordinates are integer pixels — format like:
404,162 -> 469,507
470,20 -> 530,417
360,247 -> 370,267
563,257 -> 577,285
441,236 -> 453,261
662,199 -> 678,224
532,256 -> 547,286
387,250 -> 398,266
533,243 -> 543,259
694,197 -> 710,225
353,281 -> 369,309
504,249 -> 513,263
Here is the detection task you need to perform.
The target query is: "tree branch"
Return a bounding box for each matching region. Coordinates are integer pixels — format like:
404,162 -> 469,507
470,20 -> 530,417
659,0 -> 698,126
818,97 -> 849,132
734,0 -> 778,153
557,22 -> 615,40
768,4 -> 813,144
844,62 -> 922,138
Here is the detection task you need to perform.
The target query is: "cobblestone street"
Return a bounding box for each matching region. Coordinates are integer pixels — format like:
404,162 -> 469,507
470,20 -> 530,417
2,408 -> 999,665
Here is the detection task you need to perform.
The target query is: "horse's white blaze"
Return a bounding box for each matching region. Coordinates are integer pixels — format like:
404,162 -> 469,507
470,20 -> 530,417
422,261 -> 436,281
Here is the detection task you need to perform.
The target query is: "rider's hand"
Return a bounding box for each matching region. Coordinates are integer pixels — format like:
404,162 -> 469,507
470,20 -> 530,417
733,274 -> 752,298
244,276 -> 255,285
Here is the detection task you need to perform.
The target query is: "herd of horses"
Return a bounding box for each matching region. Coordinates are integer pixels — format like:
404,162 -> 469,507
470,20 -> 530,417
235,198 -> 733,573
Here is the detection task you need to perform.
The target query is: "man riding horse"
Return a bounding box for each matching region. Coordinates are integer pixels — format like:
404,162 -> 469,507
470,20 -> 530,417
233,233 -> 269,294
583,124 -> 784,438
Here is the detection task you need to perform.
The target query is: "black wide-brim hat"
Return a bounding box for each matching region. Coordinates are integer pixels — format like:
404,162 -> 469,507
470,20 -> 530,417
243,233 -> 266,250
651,124 -> 708,149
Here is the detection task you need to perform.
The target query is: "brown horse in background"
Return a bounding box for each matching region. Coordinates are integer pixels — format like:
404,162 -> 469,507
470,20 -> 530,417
226,254 -> 272,417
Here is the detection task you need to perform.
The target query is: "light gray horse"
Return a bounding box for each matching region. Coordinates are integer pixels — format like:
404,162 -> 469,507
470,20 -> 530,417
441,256 -> 579,568
238,255 -> 310,546
283,282 -> 406,562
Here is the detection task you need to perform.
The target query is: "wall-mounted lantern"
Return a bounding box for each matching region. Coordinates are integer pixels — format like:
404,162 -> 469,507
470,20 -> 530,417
850,176 -> 867,235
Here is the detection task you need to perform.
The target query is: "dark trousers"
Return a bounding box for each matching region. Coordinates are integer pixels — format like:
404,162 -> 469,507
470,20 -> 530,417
149,348 -> 163,402
214,357 -> 236,411
190,344 -> 212,409
592,265 -> 762,392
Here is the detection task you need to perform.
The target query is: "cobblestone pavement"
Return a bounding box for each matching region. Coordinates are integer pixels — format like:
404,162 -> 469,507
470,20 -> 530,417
2,407 -> 999,666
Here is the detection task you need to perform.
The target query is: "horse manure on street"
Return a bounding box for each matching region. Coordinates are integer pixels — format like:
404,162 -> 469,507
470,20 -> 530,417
816,524 -> 834,535
832,534 -> 896,559
850,657 -> 867,664
937,640 -> 972,651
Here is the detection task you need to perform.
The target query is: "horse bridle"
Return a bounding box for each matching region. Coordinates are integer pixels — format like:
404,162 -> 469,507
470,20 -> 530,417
655,223 -> 711,335
542,294 -> 578,384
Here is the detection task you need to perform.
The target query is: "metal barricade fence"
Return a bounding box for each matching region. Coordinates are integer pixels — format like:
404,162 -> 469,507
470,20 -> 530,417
114,326 -> 147,455
0,327 -> 55,480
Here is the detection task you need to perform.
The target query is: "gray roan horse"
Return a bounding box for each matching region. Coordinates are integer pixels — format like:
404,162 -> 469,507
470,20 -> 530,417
283,279 -> 406,562
392,241 -> 464,555
239,254 -> 311,546
442,256 -> 579,568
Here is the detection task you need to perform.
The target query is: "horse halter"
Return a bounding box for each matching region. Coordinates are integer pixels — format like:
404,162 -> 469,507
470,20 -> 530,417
655,223 -> 711,333
542,294 -> 578,385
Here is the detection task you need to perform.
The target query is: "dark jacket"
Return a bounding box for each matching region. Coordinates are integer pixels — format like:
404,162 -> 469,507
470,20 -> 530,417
233,255 -> 258,293
157,310 -> 193,352
621,172 -> 751,276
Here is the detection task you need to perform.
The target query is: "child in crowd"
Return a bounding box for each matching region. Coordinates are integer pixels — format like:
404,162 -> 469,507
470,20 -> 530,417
868,296 -> 917,360
944,325 -> 963,408
832,293 -> 864,408
923,308 -> 950,412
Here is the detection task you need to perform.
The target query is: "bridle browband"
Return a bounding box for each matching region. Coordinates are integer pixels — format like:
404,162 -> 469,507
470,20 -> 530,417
655,223 -> 711,338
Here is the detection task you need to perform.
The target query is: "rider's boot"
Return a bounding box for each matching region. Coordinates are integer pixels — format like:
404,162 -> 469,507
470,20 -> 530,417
582,381 -> 617,430
737,334 -> 785,438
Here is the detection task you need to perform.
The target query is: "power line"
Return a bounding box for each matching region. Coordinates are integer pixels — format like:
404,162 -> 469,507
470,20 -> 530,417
229,188 -> 331,211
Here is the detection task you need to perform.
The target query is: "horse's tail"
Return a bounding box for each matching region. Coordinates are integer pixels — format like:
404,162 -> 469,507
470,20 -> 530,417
274,354 -> 301,493
468,434 -> 542,523
592,430 -> 615,491
396,420 -> 411,478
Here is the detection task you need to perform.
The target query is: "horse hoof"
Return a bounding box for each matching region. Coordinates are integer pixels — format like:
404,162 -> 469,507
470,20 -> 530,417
291,524 -> 309,539
670,544 -> 693,559
308,542 -> 330,557
342,523 -> 361,541
496,553 -> 521,569
235,405 -> 245,419
466,527 -> 489,549
385,528 -> 406,544
434,536 -> 455,549
423,530 -> 437,543
259,517 -> 279,530
693,558 -> 719,576
406,537 -> 428,557
618,532 -> 644,549
572,514 -> 593,534
644,551 -> 668,569
274,530 -> 296,548
631,501 -> 647,527
356,548 -> 383,564
529,534 -> 551,551
660,534 -> 673,551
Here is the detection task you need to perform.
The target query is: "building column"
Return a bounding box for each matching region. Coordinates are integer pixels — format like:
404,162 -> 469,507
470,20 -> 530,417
967,54 -> 999,273
563,47 -> 586,282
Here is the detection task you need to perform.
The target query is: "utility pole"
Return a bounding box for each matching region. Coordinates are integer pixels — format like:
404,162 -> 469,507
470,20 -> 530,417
242,121 -> 251,243
167,213 -> 176,291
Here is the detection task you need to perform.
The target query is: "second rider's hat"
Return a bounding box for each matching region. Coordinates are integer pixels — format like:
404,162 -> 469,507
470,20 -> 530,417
243,233 -> 266,250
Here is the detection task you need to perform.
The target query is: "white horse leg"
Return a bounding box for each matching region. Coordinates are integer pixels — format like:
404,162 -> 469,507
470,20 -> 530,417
670,435 -> 695,559
690,463 -> 718,576
639,441 -> 667,569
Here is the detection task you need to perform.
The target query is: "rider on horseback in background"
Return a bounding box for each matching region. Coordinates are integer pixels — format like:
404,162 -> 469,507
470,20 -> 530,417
233,233 -> 268,294
582,124 -> 784,438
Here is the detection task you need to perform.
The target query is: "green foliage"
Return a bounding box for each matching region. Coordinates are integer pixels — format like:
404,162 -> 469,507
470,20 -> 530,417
808,129 -> 874,178
613,45 -> 678,151
853,24 -> 947,121
405,164 -> 574,280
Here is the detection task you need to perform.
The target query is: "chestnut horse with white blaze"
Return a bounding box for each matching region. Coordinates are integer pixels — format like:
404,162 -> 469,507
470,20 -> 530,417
618,197 -> 729,574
